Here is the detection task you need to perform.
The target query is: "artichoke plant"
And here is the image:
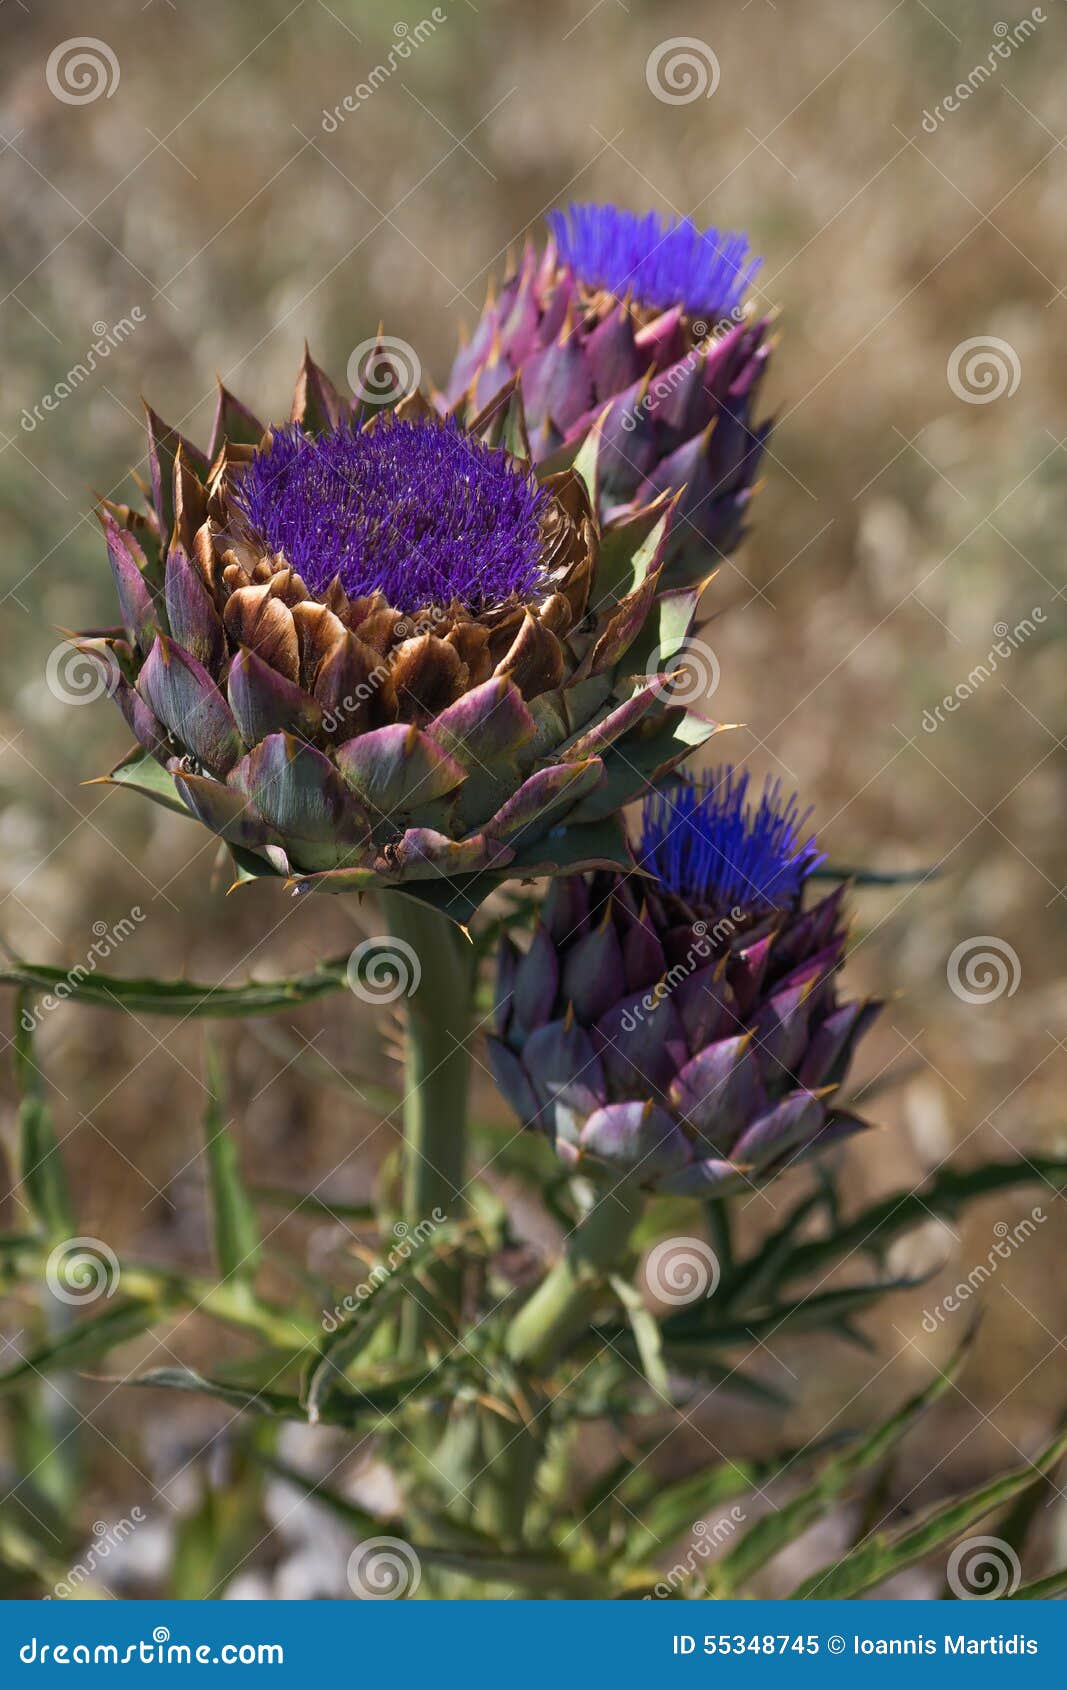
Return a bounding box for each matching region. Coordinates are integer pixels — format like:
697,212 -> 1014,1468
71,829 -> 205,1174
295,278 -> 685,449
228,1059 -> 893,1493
444,202 -> 773,582
82,351 -> 719,923
491,767 -> 880,1196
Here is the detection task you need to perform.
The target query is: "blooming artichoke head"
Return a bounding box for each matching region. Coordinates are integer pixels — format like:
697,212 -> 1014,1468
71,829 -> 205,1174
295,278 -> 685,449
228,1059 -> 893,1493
444,203 -> 773,585
490,767 -> 880,1193
84,352 -> 721,921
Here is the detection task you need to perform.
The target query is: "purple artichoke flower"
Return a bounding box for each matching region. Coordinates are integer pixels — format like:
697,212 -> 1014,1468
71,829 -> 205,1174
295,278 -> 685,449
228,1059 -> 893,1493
444,203 -> 773,585
81,352 -> 720,921
490,768 -> 880,1194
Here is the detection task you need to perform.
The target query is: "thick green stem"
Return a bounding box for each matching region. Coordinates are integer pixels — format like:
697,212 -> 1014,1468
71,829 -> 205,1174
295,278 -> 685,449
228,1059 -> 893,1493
377,893 -> 475,1356
505,1178 -> 646,1373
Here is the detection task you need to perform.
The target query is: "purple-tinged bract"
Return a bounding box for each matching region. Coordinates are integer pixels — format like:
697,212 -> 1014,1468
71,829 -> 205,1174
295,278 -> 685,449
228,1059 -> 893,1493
444,201 -> 773,585
78,350 -> 719,922
546,204 -> 761,321
490,775 -> 878,1194
232,416 -> 548,612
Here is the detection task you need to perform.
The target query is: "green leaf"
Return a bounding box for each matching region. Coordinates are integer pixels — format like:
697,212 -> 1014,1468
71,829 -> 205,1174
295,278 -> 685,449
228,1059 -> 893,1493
251,1185 -> 377,1222
661,1276 -> 932,1350
259,1458 -> 612,1595
715,1333 -> 972,1594
1012,1566 -> 1067,1600
619,1442 -> 847,1567
812,863 -> 939,886
303,1224 -> 461,1422
790,1418 -> 1067,1600
201,1039 -> 259,1285
12,996 -> 72,1240
0,957 -> 350,1019
0,1300 -> 167,1389
775,1157 -> 1067,1290
129,1362 -> 445,1428
169,1448 -> 265,1600
608,1274 -> 670,1400
718,1190 -> 824,1313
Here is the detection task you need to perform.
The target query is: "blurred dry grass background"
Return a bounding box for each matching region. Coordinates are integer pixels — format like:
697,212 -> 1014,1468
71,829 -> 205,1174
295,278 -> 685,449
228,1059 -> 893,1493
1,0 -> 1065,1594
